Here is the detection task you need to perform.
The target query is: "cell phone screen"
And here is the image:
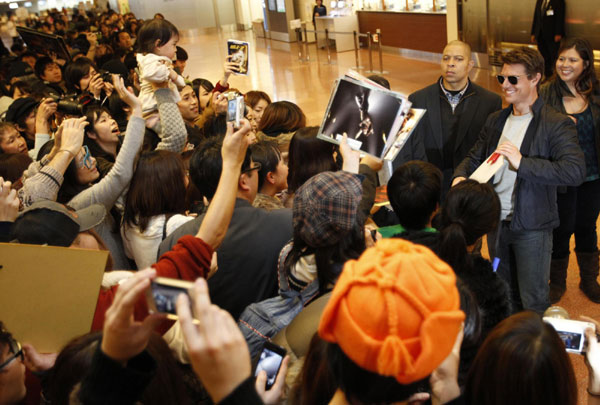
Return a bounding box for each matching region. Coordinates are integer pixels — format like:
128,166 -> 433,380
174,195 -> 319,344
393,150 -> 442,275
255,347 -> 284,389
151,282 -> 186,315
557,331 -> 582,351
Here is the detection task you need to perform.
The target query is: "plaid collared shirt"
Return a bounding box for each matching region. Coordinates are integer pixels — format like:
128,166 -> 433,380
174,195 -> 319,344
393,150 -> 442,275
439,78 -> 469,113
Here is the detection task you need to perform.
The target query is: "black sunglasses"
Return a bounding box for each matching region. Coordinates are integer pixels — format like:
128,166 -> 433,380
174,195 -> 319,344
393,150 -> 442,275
242,162 -> 262,174
496,74 -> 527,85
0,338 -> 23,371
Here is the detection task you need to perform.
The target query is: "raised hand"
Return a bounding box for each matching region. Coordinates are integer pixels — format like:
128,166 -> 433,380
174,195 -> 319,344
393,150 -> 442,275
340,133 -> 360,174
60,117 -> 88,156
177,278 -> 252,403
101,269 -> 166,364
113,74 -> 142,116
0,177 -> 19,222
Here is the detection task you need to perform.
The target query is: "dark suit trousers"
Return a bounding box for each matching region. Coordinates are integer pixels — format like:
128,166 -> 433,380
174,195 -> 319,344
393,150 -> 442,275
538,35 -> 559,78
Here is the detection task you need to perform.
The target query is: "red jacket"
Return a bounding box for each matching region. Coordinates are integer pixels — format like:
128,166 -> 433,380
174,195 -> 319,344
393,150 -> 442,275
91,235 -> 213,332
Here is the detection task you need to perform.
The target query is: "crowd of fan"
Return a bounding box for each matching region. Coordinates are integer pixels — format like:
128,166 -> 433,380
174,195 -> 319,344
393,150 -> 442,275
0,6 -> 600,405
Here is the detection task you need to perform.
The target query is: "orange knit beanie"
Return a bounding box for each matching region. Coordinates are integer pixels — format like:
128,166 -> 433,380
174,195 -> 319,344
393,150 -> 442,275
318,238 -> 465,384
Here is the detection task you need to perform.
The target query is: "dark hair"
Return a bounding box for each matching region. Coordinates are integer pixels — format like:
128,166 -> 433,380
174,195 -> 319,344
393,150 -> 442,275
11,104 -> 36,134
456,278 -> 483,388
438,180 -> 500,273
287,127 -> 337,193
19,51 -> 37,63
175,46 -> 188,61
387,161 -> 441,230
250,140 -> 281,191
192,78 -> 214,105
192,78 -> 213,93
83,106 -> 118,159
0,322 -> 13,347
9,80 -> 31,99
290,334 -> 337,405
0,152 -> 31,184
189,136 -> 252,199
114,30 -> 132,46
501,47 -> 544,88
105,92 -> 128,126
466,311 -> 577,405
11,208 -> 80,247
367,74 -> 391,89
34,56 -> 56,79
245,90 -> 272,109
123,151 -> 187,232
258,101 -> 306,137
46,332 -> 191,405
286,209 -> 366,294
64,57 -> 95,93
202,112 -> 228,139
327,342 -> 428,404
136,18 -> 179,54
556,38 -> 600,97
11,42 -> 24,54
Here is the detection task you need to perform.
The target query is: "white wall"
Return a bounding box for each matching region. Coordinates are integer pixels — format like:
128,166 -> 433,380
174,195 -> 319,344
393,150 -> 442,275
216,0 -> 237,25
249,0 -> 263,21
128,0 -> 216,30
234,0 -> 266,28
446,0 -> 458,41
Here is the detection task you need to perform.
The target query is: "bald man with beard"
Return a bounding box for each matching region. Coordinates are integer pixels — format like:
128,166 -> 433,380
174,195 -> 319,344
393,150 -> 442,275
396,41 -> 502,197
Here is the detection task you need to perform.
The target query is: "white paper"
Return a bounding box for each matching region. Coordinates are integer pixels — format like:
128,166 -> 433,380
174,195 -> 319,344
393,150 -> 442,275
469,153 -> 505,183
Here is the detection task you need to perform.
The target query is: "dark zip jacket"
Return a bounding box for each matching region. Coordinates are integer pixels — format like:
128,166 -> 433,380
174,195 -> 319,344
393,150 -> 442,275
453,96 -> 585,231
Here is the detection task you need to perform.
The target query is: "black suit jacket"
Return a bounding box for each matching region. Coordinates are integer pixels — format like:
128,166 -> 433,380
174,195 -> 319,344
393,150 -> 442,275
531,0 -> 565,40
397,80 -> 502,172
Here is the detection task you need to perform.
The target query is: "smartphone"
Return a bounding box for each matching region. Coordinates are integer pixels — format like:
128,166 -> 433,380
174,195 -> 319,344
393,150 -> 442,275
254,341 -> 286,390
543,317 -> 596,354
146,277 -> 195,321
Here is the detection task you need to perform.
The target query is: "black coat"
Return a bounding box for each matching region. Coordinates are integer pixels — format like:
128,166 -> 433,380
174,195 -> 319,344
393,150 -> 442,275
540,79 -> 600,171
398,80 -> 502,171
531,0 -> 565,41
453,97 -> 585,231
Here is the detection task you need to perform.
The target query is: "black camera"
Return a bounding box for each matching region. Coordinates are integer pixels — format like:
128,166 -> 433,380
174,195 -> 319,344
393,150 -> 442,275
97,69 -> 114,83
47,92 -> 84,116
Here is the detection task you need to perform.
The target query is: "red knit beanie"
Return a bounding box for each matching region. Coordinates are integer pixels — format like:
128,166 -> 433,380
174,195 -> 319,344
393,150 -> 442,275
318,238 -> 465,384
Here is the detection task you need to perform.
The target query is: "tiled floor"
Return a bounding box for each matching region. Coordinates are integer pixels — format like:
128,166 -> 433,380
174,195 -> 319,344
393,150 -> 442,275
179,29 -> 599,403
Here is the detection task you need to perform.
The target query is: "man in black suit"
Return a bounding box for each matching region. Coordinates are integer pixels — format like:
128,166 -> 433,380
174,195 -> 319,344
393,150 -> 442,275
531,0 -> 565,79
397,40 -> 502,196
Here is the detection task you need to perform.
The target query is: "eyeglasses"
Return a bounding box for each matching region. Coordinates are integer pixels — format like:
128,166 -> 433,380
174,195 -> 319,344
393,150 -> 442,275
0,338 -> 23,371
77,145 -> 93,169
242,162 -> 262,174
496,75 -> 527,85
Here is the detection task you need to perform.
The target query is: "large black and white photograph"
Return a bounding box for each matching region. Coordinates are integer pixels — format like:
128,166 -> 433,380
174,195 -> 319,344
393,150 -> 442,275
318,78 -> 408,158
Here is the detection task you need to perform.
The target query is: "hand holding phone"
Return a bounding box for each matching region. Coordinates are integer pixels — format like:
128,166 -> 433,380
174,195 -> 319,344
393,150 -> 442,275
254,341 -> 286,390
544,317 -> 596,354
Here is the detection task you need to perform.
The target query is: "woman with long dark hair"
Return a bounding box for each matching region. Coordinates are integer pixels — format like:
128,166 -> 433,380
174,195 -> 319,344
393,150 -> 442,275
121,150 -> 193,269
540,38 -> 600,303
466,312 -> 578,405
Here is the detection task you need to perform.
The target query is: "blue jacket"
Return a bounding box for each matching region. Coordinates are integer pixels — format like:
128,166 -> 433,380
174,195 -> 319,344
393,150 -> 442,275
238,243 -> 321,358
453,96 -> 585,231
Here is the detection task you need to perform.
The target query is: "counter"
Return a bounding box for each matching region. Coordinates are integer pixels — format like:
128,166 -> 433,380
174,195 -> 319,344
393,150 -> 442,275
356,10 -> 447,53
314,15 -> 360,52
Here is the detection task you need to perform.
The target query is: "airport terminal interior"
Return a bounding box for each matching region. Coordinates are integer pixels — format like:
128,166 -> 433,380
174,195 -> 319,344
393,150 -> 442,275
1,0 -> 600,402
